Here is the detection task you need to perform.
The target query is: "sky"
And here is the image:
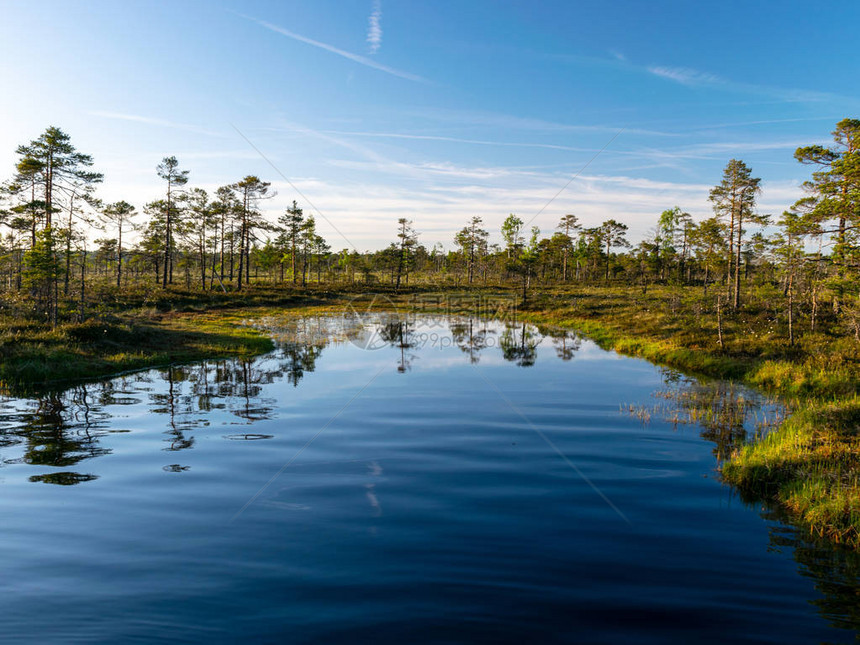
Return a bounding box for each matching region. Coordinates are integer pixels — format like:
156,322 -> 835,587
1,0 -> 858,251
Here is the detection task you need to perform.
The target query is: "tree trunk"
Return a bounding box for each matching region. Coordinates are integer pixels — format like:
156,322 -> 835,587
199,238 -> 206,289
787,271 -> 794,346
79,248 -> 86,322
116,219 -> 123,289
733,212 -> 743,310
245,227 -> 251,287
64,195 -> 75,296
236,217 -> 245,290
163,185 -> 171,288
716,294 -> 724,349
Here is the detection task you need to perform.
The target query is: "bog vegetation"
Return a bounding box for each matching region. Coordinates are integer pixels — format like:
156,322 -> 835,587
1,121 -> 858,338
1,119 -> 859,546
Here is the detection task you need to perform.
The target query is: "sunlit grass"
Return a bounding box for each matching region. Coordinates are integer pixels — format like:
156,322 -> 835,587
723,398 -> 860,547
1,282 -> 858,547
515,284 -> 859,548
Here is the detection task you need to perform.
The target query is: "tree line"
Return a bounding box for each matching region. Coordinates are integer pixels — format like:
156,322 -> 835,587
1,120 -> 858,342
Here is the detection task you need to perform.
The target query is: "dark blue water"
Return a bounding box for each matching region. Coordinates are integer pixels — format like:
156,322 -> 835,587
0,315 -> 857,643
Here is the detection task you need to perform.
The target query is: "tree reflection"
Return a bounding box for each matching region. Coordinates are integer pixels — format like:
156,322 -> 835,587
500,322 -> 540,367
756,507 -> 860,638
0,351 -> 317,483
377,320 -> 417,373
1,315 -> 576,486
0,385 -> 110,484
626,370 -> 786,461
0,314 -> 857,640
147,357 -> 297,452
548,329 -> 581,361
281,342 -> 324,387
624,372 -> 860,636
450,318 -> 493,364
150,366 -> 195,452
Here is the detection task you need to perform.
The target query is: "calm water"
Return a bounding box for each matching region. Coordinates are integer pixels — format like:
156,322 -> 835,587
0,314 -> 857,644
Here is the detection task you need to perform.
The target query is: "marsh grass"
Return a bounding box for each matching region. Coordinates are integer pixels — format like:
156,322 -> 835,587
514,285 -> 859,548
0,311 -> 273,396
1,282 -> 858,547
0,284 -> 362,395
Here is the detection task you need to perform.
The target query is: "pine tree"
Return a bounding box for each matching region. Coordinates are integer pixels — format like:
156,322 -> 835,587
599,219 -> 630,281
709,159 -> 762,309
394,218 -> 417,291
22,226 -> 63,325
557,214 -> 581,281
454,216 -> 489,284
278,200 -> 304,284
156,156 -> 189,288
230,176 -> 272,290
794,119 -> 860,312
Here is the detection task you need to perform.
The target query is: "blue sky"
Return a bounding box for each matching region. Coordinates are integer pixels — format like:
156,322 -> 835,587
1,0 -> 858,250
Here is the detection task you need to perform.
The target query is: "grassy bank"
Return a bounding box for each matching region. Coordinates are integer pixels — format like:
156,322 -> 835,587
2,282 -> 857,547
0,285 -> 365,394
0,310 -> 275,394
517,285 -> 859,548
251,284 -> 858,547
722,398 -> 860,545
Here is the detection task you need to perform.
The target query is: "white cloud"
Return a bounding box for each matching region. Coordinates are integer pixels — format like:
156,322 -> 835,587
409,107 -> 675,137
241,14 -> 426,83
89,159 -> 802,253
692,116 -> 842,130
321,129 -> 604,153
78,119 -> 809,253
646,65 -> 842,104
87,111 -> 225,137
367,0 -> 382,54
647,66 -> 723,86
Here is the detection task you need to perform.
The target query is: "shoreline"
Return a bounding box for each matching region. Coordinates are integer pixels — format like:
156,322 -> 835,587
1,285 -> 856,548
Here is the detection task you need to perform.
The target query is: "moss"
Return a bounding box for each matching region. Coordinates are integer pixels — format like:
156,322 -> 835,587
2,283 -> 858,548
722,399 -> 860,547
0,313 -> 275,395
508,286 -> 860,549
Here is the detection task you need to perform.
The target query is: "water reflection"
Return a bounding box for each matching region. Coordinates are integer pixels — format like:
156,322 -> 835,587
626,368 -> 788,461
0,356 -> 295,482
0,385 -> 111,484
377,321 -> 417,373
450,319 -> 494,364
549,329 -> 582,361
0,319 -> 783,487
0,315 -> 856,641
500,322 -> 540,367
0,316 -> 582,487
762,508 -> 860,635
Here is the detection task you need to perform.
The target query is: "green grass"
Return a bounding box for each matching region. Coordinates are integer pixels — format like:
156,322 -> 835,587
513,284 -> 860,548
0,312 -> 274,395
0,283 -> 372,394
2,281 -> 858,547
722,398 -> 860,546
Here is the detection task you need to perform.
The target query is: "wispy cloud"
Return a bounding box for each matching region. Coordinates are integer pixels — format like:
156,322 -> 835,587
408,107 -> 675,137
270,121 -> 399,167
366,0 -> 382,54
241,14 -> 426,83
647,66 -> 722,86
646,65 -> 843,104
322,130 -> 604,153
618,138 -> 830,170
691,116 -> 841,130
88,110 -> 225,137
